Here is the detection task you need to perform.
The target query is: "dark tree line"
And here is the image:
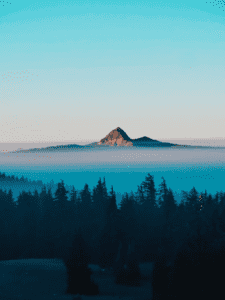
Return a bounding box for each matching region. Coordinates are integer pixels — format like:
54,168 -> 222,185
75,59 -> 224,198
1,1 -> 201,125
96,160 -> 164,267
0,171 -> 225,294
0,171 -> 41,184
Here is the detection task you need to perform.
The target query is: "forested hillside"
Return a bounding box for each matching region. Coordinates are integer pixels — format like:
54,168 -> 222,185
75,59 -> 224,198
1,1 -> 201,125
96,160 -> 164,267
0,171 -> 224,265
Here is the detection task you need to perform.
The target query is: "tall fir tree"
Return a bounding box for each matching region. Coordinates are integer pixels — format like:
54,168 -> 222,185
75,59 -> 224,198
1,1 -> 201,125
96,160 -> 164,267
53,180 -> 69,250
198,191 -> 206,212
39,185 -> 47,214
137,173 -> 158,231
92,177 -> 109,230
119,192 -> 137,247
80,183 -> 92,236
80,183 -> 92,210
107,185 -> 118,219
98,185 -> 120,270
140,173 -> 157,209
17,190 -> 32,211
204,193 -> 214,219
6,189 -> 15,207
55,180 -> 69,206
102,177 -> 108,202
213,192 -> 220,210
70,185 -> 78,205
65,230 -> 99,295
164,188 -> 177,224
219,191 -> 225,214
134,184 -> 145,204
187,187 -> 199,215
157,177 -> 168,209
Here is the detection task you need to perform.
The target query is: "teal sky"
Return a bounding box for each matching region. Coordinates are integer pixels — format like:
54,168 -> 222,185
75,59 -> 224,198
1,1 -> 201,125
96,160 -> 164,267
1,0 -> 225,142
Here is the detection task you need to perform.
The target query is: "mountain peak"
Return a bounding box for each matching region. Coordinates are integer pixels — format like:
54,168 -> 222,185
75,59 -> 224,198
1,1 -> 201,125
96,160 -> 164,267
96,127 -> 177,147
97,127 -> 133,146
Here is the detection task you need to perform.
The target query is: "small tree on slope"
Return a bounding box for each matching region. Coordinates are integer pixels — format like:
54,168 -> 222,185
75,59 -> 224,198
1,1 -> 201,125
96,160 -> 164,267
64,229 -> 99,295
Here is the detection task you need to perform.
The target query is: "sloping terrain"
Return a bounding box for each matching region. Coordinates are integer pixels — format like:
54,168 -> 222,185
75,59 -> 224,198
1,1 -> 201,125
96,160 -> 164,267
0,259 -> 154,300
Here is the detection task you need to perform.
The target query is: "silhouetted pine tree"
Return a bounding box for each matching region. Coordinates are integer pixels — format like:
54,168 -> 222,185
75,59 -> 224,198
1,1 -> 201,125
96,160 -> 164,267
40,187 -> 56,258
158,186 -> 177,264
92,177 -> 108,211
158,178 -> 177,228
98,220 -> 120,271
137,174 -> 161,260
17,190 -> 32,211
65,229 -> 99,295
0,188 -> 18,260
54,180 -> 69,230
107,185 -> 117,219
165,189 -> 177,225
205,208 -> 225,243
198,192 -> 204,212
79,183 -> 94,250
152,255 -> 173,300
134,184 -> 145,204
6,189 -> 14,207
23,190 -> 39,258
54,180 -> 69,210
20,175 -> 25,182
39,185 -> 47,214
120,191 -> 139,244
140,173 -> 157,209
139,174 -> 158,233
16,190 -> 35,258
213,191 -> 220,208
125,240 -> 142,287
113,239 -> 141,286
157,176 -> 168,208
80,183 -> 92,216
113,192 -> 141,286
168,232 -> 225,300
187,186 -> 199,215
70,185 -> 78,205
29,189 -> 39,258
92,177 -> 109,244
119,192 -> 137,243
169,195 -> 189,258
119,192 -> 129,210
204,193 -> 214,223
98,185 -> 119,270
67,185 -> 80,233
53,181 -> 71,258
113,234 -> 129,285
219,199 -> 225,233
219,191 -> 225,214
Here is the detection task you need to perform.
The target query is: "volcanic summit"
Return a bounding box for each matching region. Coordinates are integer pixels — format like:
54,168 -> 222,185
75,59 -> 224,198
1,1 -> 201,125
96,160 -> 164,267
13,126 -> 181,153
96,127 -> 177,147
97,127 -> 133,146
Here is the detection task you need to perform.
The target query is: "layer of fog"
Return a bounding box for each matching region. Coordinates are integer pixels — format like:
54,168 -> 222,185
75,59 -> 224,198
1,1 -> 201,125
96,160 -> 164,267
0,146 -> 224,202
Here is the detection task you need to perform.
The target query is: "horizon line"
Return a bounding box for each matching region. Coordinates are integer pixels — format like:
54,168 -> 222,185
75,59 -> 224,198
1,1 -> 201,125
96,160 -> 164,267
1,137 -> 225,143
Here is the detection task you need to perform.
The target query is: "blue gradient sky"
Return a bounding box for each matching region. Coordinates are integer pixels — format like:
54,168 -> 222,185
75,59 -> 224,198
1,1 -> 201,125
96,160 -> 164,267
1,0 -> 225,142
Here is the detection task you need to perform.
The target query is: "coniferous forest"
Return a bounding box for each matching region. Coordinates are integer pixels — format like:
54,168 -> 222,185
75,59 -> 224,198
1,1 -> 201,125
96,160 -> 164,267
1,170 -> 225,298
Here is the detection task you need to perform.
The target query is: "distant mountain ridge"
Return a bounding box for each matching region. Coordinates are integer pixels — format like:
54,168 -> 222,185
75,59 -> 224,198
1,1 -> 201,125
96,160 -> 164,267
94,127 -> 179,147
13,127 -> 184,153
